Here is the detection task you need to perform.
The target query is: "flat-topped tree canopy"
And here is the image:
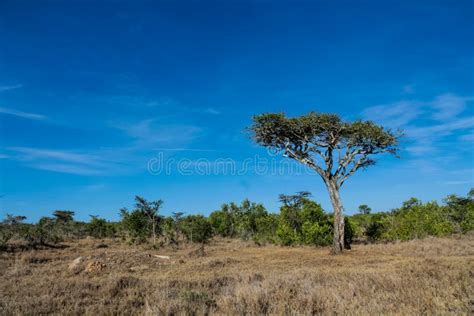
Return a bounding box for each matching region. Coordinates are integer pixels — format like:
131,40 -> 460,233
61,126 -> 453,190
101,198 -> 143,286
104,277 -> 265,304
250,111 -> 401,253
250,112 -> 400,188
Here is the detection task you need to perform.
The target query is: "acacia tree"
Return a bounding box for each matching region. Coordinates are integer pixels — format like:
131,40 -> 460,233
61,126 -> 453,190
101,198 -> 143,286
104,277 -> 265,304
250,112 -> 400,253
134,196 -> 163,245
358,204 -> 372,215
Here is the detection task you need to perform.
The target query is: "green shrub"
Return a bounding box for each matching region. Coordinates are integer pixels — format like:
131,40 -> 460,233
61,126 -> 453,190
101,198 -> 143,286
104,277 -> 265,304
277,194 -> 338,247
253,213 -> 279,244
301,221 -> 332,246
23,217 -> 62,246
120,208 -> 150,243
86,216 -> 116,239
383,201 -> 454,241
180,215 -> 213,244
366,220 -> 385,242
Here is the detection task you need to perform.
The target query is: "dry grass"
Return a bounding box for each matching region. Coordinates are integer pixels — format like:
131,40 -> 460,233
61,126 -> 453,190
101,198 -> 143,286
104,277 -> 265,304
0,235 -> 473,315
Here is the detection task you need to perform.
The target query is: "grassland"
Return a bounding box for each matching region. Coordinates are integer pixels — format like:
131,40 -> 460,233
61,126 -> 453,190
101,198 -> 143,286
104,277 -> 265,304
0,235 -> 473,315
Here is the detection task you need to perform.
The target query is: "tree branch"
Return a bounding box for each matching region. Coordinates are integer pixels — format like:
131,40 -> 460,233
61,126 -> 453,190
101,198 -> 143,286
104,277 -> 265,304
284,143 -> 326,178
337,155 -> 372,187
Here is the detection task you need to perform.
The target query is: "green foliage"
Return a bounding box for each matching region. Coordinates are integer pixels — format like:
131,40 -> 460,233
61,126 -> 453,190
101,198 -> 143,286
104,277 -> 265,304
2,189 -> 472,250
358,204 -> 371,215
253,213 -> 279,244
249,112 -> 400,190
277,193 -> 336,247
276,222 -> 299,246
180,215 -> 213,244
120,208 -> 150,243
365,220 -> 385,242
349,191 -> 474,243
86,216 -> 116,239
443,191 -> 474,233
0,214 -> 27,250
49,210 -> 77,239
209,199 -> 272,242
343,217 -> 354,249
23,217 -> 62,246
250,112 -> 400,252
119,196 -> 164,244
209,208 -> 234,237
162,212 -> 185,245
53,210 -> 74,222
301,221 -> 332,246
250,113 -> 399,156
383,201 -> 454,241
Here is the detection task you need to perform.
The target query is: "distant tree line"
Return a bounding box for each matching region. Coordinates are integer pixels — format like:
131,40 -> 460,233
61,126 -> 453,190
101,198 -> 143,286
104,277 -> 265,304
1,189 -> 473,251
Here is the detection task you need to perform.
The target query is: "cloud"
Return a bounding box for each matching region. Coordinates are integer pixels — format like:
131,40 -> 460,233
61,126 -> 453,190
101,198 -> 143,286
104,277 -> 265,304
405,116 -> 474,139
83,183 -> 107,191
0,84 -> 23,92
0,107 -> 48,121
362,93 -> 474,157
115,119 -> 202,146
437,180 -> 473,185
363,93 -> 473,128
7,147 -> 119,176
205,108 -> 220,115
431,93 -> 470,121
32,163 -> 102,176
459,133 -> 474,142
362,101 -> 422,127
153,147 -> 217,152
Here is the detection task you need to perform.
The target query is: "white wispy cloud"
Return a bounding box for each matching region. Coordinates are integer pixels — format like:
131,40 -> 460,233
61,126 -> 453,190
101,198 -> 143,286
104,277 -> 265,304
362,93 -> 474,156
32,163 -> 102,176
362,101 -> 422,127
97,94 -> 220,116
459,133 -> 474,142
431,93 -> 471,121
437,180 -> 473,186
0,84 -> 23,92
0,107 -> 48,121
114,119 -> 202,146
7,147 -> 120,176
404,116 -> 474,139
152,147 -> 217,152
205,108 -> 220,115
9,147 -> 101,164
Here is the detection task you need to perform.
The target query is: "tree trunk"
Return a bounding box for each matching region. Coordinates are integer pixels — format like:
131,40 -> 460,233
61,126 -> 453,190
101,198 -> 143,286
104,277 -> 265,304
152,220 -> 156,245
327,180 -> 344,254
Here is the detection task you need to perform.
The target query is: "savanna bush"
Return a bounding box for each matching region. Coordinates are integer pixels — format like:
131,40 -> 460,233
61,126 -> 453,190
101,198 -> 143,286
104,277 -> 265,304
87,216 -> 116,239
120,209 -> 150,244
180,215 -> 213,244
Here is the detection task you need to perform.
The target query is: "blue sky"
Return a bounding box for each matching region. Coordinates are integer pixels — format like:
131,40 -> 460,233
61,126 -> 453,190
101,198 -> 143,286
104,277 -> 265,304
0,0 -> 473,222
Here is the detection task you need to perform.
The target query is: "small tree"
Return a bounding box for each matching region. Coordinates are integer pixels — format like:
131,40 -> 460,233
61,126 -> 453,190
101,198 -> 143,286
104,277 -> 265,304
24,217 -> 61,247
180,215 -> 213,246
0,214 -> 27,250
52,210 -> 75,239
163,212 -> 185,246
250,112 -> 400,253
134,196 -> 163,245
53,210 -> 74,222
120,208 -> 149,243
86,216 -> 109,239
358,204 -> 372,215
